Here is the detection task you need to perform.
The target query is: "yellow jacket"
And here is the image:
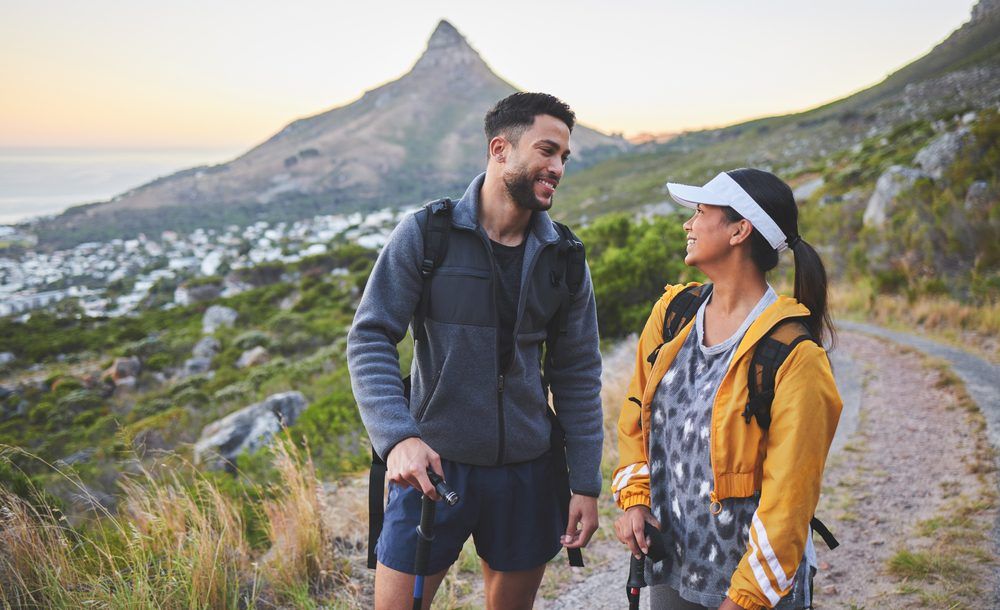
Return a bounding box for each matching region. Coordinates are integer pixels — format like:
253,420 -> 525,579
613,283 -> 842,610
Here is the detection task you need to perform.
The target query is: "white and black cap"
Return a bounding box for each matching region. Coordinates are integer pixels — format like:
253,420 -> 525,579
667,172 -> 792,252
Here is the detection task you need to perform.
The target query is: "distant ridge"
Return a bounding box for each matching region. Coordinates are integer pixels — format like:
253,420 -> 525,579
34,20 -> 629,249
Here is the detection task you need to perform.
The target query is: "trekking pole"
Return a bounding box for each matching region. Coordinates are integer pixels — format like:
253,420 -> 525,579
412,470 -> 459,610
626,553 -> 646,610
625,522 -> 667,610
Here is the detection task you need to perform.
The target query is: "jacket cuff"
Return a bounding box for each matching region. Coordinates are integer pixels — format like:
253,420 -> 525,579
620,493 -> 651,510
571,488 -> 600,498
727,590 -> 764,610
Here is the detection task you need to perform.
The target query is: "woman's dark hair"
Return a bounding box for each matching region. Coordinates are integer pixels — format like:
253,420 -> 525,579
722,168 -> 835,347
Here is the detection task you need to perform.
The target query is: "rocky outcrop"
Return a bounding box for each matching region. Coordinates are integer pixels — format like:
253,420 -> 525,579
192,336 -> 221,359
862,166 -> 930,228
193,391 -> 308,469
101,356 -> 142,385
236,346 -> 270,369
202,305 -> 238,334
182,357 -> 213,377
913,127 -> 972,180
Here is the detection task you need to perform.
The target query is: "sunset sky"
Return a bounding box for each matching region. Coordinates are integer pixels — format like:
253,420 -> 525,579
0,0 -> 979,150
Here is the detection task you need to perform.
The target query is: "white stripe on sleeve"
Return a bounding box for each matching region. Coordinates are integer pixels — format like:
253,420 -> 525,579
752,512 -> 794,591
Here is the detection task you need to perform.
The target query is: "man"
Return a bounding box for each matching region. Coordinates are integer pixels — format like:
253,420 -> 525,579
347,92 -> 603,610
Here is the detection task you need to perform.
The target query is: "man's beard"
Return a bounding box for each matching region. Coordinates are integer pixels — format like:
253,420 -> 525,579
503,166 -> 552,212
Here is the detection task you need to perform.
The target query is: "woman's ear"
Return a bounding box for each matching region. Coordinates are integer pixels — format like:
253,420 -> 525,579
730,219 -> 754,246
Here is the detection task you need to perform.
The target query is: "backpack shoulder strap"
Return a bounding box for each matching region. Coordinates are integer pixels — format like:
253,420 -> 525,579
742,317 -> 813,429
742,318 -> 840,550
546,221 -> 586,364
645,283 -> 713,366
413,198 -> 453,343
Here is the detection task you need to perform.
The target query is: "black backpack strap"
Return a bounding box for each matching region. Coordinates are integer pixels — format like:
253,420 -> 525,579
546,406 -> 585,567
367,446 -> 387,569
367,375 -> 413,569
743,318 -> 813,429
811,516 -> 839,550
646,283 -> 713,366
413,199 -> 453,343
742,319 -> 839,551
547,221 -> 586,364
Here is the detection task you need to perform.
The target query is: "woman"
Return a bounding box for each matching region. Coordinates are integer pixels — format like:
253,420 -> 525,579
613,168 -> 842,610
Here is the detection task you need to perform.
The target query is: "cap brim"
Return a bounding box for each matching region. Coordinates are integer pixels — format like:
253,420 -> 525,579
666,182 -> 730,209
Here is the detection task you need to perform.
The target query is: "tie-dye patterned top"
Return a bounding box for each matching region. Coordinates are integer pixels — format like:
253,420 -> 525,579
647,286 -> 813,608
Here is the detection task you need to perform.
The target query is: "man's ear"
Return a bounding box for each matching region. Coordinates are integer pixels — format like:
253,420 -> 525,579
489,136 -> 509,163
730,219 -> 754,246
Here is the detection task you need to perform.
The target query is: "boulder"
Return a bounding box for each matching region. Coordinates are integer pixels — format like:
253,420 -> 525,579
202,305 -> 238,334
193,391 -> 308,469
114,376 -> 137,392
101,356 -> 142,385
0,352 -> 14,366
236,346 -> 270,369
965,180 -> 993,214
192,336 -> 221,359
913,127 -> 972,180
862,166 -> 929,228
183,357 -> 213,377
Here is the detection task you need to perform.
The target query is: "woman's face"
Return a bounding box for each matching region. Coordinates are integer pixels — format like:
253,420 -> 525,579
681,204 -> 738,268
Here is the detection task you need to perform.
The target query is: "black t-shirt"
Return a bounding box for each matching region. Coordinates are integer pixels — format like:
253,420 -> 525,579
490,238 -> 525,369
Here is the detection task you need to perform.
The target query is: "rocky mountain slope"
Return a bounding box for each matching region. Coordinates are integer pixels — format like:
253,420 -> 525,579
33,21 -> 628,249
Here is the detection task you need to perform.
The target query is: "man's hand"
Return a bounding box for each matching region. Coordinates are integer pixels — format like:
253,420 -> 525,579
385,437 -> 442,500
614,505 -> 661,559
561,494 -> 598,549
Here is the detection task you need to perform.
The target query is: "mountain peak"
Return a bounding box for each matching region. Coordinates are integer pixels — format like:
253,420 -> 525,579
412,20 -> 487,73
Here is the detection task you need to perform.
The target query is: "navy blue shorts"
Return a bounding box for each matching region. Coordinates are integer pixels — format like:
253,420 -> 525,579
376,453 -> 564,574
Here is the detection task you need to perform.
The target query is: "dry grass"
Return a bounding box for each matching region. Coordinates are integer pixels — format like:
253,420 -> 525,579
0,435 -> 360,609
831,281 -> 1000,363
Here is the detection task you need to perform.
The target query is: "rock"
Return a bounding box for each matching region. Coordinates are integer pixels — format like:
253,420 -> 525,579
202,305 -> 238,334
236,346 -> 270,369
862,165 -> 929,228
193,391 -> 308,469
192,336 -> 221,359
821,585 -> 838,595
61,448 -> 96,465
965,180 -> 993,213
114,376 -> 137,392
183,357 -> 213,377
101,356 -> 142,385
792,177 -> 824,202
0,352 -> 14,366
913,127 -> 972,180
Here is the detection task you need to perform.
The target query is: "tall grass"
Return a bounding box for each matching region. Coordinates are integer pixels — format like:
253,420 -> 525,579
0,435 -> 356,609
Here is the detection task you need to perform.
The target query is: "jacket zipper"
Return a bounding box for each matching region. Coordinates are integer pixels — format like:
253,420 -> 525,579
477,224 -> 552,466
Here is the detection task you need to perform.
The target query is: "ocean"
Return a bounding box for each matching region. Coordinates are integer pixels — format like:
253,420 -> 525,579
0,147 -> 242,225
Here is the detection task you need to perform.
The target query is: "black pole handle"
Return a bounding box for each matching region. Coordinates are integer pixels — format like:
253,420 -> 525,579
426,470 -> 459,506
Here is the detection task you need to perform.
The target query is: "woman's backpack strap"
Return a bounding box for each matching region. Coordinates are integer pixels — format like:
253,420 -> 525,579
646,283 -> 713,366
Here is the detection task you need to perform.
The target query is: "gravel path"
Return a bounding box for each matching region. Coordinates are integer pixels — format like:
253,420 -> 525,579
541,329 -> 998,609
838,321 -> 1000,450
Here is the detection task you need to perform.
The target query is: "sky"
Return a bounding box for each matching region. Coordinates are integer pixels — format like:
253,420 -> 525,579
0,0 -> 978,151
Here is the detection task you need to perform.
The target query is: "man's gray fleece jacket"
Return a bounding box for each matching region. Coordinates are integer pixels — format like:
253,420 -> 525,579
347,173 -> 603,495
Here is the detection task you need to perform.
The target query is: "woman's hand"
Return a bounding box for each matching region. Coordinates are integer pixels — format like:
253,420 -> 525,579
717,597 -> 744,610
614,505 -> 661,559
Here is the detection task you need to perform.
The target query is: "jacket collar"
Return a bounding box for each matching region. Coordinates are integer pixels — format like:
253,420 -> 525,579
452,172 -> 561,245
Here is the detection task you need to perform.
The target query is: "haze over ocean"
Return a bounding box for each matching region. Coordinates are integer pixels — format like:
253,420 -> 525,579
0,147 -> 240,224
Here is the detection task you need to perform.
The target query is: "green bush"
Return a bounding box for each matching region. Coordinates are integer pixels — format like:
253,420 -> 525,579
579,213 -> 694,338
233,330 -> 271,351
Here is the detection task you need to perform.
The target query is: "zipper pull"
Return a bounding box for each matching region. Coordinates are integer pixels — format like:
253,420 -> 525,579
709,491 -> 722,515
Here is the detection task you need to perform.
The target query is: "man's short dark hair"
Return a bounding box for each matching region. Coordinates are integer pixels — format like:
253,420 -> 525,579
484,92 -> 576,146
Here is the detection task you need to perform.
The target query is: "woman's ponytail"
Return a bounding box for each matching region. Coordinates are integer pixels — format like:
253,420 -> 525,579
790,237 -> 835,348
